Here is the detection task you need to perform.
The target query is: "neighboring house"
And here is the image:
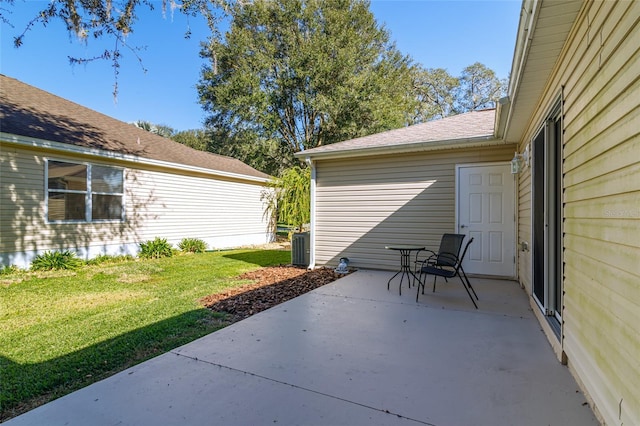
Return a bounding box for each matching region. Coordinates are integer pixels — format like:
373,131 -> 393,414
0,75 -> 274,269
296,1 -> 639,424
297,108 -> 518,275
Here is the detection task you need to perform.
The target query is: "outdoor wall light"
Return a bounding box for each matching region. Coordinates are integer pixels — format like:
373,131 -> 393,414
511,152 -> 524,174
511,144 -> 530,174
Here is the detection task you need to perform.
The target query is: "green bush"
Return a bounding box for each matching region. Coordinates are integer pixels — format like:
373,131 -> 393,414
86,254 -> 135,265
178,238 -> 208,253
0,264 -> 21,275
31,251 -> 84,271
139,238 -> 174,259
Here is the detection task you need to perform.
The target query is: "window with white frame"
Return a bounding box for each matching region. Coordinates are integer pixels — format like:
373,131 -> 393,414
46,160 -> 124,222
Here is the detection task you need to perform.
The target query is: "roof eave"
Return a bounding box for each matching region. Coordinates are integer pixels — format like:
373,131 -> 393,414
502,0 -> 542,144
502,0 -> 583,144
1,132 -> 272,184
295,135 -> 513,161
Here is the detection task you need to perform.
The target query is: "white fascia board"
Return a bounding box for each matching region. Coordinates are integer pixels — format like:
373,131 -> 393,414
502,0 -> 542,143
494,97 -> 511,139
1,132 -> 271,184
295,135 -> 507,161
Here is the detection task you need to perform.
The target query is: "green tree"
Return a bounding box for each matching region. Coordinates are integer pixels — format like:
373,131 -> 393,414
263,166 -> 311,233
412,67 -> 459,122
455,62 -> 507,112
172,129 -> 210,151
198,0 -> 418,166
205,128 -> 288,176
170,127 -> 285,176
133,120 -> 175,138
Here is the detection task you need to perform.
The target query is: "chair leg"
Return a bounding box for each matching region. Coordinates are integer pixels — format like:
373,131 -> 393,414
432,275 -> 438,292
416,271 -> 425,302
458,274 -> 478,309
460,267 -> 478,300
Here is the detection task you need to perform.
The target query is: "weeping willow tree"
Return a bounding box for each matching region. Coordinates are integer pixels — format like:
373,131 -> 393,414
263,166 -> 311,235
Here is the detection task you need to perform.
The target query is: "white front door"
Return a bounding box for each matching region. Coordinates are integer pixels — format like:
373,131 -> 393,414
457,163 -> 516,277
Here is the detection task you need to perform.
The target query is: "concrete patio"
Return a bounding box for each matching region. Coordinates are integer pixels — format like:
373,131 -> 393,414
6,270 -> 599,425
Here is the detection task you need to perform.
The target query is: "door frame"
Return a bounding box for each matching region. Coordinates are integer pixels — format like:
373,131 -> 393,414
531,100 -> 564,326
455,161 -> 518,278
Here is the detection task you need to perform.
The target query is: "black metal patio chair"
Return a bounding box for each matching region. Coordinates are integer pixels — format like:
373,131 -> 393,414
413,233 -> 466,279
416,237 -> 478,308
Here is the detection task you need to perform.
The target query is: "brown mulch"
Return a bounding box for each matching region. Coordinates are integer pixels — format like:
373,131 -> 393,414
199,266 -> 350,323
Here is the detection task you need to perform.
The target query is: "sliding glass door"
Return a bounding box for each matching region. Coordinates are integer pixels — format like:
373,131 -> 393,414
532,103 -> 563,326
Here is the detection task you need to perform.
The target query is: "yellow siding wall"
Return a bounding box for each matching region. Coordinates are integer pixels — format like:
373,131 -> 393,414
0,144 -> 272,267
517,166 -> 532,294
0,145 -> 48,257
516,1 -> 640,424
126,167 -> 271,246
314,145 -> 515,270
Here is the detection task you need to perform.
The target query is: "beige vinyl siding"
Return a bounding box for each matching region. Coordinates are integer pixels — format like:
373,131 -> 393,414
126,168 -> 270,247
314,145 -> 515,270
0,143 -> 271,267
515,1 -> 640,424
517,166 -> 532,294
0,145 -> 47,254
0,145 -> 137,258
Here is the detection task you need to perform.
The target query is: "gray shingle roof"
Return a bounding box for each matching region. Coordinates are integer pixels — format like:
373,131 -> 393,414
0,74 -> 270,181
297,109 -> 496,158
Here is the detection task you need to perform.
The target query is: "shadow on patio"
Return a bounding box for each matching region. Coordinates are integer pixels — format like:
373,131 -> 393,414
305,269 -> 599,425
5,270 -> 599,426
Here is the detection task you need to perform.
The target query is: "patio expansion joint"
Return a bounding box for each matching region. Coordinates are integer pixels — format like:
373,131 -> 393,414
314,291 -> 536,321
313,291 -> 410,306
170,350 -> 439,426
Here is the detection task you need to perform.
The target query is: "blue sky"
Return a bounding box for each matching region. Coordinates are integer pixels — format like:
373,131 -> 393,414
1,1 -> 521,131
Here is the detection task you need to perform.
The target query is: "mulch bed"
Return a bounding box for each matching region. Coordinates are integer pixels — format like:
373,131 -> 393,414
199,266 -> 349,322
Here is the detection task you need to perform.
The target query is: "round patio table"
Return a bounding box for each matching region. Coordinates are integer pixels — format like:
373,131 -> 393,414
385,245 -> 425,295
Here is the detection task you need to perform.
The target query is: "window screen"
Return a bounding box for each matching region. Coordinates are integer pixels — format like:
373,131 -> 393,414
46,160 -> 124,222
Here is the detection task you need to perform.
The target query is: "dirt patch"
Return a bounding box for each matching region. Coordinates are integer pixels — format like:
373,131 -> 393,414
200,266 -> 349,322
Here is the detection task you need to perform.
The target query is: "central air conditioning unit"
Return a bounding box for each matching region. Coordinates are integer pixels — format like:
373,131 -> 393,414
291,232 -> 310,267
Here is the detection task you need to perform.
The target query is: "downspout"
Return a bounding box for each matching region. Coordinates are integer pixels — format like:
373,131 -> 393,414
495,95 -> 511,139
305,156 -> 316,269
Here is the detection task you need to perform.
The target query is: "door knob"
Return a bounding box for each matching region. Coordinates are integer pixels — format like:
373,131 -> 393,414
460,224 -> 467,228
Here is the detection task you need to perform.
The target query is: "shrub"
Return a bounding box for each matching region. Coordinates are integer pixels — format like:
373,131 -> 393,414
178,238 -> 208,253
86,254 -> 135,266
139,238 -> 174,259
0,265 -> 21,275
31,250 -> 84,271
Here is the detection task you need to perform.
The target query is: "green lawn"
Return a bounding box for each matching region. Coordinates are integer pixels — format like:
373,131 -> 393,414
0,249 -> 290,420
